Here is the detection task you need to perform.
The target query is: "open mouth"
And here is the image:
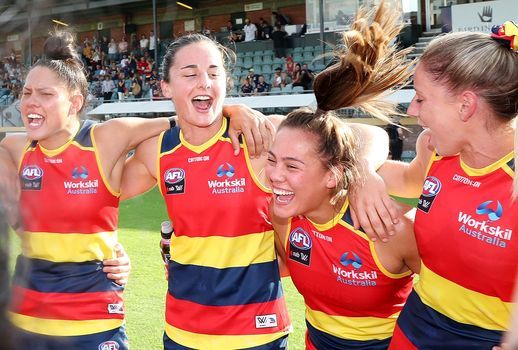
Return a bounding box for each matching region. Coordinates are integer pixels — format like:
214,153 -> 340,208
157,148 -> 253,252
192,95 -> 213,111
273,187 -> 295,204
26,113 -> 44,128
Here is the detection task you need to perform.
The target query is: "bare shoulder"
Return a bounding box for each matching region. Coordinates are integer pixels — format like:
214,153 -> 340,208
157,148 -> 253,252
1,133 -> 29,161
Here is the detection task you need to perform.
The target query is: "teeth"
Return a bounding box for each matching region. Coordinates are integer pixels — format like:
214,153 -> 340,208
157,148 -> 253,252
27,113 -> 43,119
273,188 -> 294,196
193,96 -> 211,101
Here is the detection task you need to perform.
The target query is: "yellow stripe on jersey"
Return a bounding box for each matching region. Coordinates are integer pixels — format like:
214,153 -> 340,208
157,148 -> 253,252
306,306 -> 396,341
180,118 -> 227,154
171,231 -> 276,268
165,322 -> 288,350
9,312 -> 124,336
23,231 -> 118,262
415,263 -> 512,331
460,151 -> 514,177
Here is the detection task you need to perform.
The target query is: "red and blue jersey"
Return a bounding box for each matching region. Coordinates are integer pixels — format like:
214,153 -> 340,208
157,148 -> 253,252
390,152 -> 517,349
286,200 -> 413,350
12,120 -> 124,337
158,118 -> 291,349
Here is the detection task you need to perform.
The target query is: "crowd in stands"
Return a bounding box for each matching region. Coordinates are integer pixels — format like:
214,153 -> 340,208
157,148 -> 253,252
80,31 -> 163,103
0,50 -> 26,106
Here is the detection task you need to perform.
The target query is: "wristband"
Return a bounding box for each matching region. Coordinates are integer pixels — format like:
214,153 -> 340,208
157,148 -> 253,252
168,117 -> 176,129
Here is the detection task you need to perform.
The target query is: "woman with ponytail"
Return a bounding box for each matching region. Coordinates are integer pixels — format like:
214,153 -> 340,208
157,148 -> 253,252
265,2 -> 421,349
377,21 -> 518,349
0,30 -> 266,349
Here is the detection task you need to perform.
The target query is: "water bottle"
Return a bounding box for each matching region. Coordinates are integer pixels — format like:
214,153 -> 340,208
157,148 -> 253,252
160,220 -> 173,264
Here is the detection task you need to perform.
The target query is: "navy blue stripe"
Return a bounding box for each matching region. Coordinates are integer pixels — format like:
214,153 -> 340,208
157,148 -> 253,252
507,158 -> 515,171
74,120 -> 95,147
396,290 -> 502,349
168,260 -> 284,306
161,127 -> 181,153
307,320 -> 390,350
13,255 -> 123,293
163,332 -> 288,350
14,324 -> 128,350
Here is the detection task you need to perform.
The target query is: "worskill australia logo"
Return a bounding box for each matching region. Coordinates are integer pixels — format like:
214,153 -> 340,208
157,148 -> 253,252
21,165 -> 43,190
458,200 -> 512,248
333,251 -> 378,287
64,166 -> 98,195
418,176 -> 442,213
164,168 -> 185,194
208,162 -> 245,194
289,227 -> 312,266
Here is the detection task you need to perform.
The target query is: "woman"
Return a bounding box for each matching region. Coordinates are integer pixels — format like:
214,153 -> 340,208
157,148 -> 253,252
266,3 -> 420,349
376,22 -> 518,349
122,32 -> 389,349
291,63 -> 302,88
0,30 -> 265,350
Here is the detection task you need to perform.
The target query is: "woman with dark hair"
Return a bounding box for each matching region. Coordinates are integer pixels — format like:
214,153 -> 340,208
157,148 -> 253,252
122,30 -> 390,348
0,30 -> 266,350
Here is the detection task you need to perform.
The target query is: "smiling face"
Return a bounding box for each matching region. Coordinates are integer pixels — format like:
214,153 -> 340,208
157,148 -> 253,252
161,41 -> 226,135
266,127 -> 337,223
20,66 -> 81,148
408,63 -> 465,156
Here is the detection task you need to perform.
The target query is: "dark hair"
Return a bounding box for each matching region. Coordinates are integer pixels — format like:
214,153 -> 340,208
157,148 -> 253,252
33,30 -> 88,113
161,34 -> 236,84
280,0 -> 413,204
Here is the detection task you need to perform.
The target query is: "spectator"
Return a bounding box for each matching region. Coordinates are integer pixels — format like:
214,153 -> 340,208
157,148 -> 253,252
101,74 -> 115,101
131,75 -> 143,99
272,11 -> 291,26
240,77 -> 254,95
285,56 -> 294,77
254,74 -> 270,94
120,54 -> 130,71
272,67 -> 283,88
386,117 -> 405,160
258,18 -> 273,39
100,36 -> 109,62
271,25 -> 288,58
118,35 -> 129,57
226,20 -> 235,33
148,30 -> 157,59
117,73 -> 127,101
280,71 -> 290,87
292,62 -> 302,87
245,68 -> 259,86
90,78 -> 103,99
108,38 -> 118,62
137,56 -> 148,78
139,33 -> 149,55
300,63 -> 314,90
243,18 -> 257,42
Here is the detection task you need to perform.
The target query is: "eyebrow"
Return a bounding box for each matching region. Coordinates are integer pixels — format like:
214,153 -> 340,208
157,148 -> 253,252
180,64 -> 219,69
267,151 -> 305,164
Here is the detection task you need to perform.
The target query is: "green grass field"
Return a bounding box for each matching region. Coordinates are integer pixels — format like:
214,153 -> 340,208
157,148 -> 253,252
117,188 -> 307,349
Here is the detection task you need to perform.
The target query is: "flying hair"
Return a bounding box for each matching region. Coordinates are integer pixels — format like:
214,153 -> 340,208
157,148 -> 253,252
312,0 -> 413,122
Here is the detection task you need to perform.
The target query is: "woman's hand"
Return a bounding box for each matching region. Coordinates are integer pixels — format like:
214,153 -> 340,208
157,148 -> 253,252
348,168 -> 399,242
103,243 -> 131,286
224,104 -> 275,157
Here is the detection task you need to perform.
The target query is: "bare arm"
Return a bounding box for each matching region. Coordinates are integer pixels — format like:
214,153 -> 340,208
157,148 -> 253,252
120,136 -> 159,201
94,117 -> 170,193
346,123 -> 399,242
378,130 -> 433,198
0,134 -> 28,228
270,203 -> 290,278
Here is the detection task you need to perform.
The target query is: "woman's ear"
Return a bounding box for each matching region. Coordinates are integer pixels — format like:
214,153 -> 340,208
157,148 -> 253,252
161,80 -> 172,98
458,90 -> 478,122
325,167 -> 341,190
70,93 -> 84,116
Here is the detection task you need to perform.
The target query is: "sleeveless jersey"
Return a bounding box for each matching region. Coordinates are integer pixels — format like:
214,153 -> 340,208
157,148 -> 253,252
158,118 -> 291,349
391,152 -> 517,349
11,120 -> 124,337
286,200 -> 413,349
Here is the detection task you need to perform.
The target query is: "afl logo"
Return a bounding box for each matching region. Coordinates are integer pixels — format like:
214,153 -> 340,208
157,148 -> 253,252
422,176 -> 442,197
289,228 -> 312,250
164,168 -> 185,184
21,165 -> 43,180
98,341 -> 119,350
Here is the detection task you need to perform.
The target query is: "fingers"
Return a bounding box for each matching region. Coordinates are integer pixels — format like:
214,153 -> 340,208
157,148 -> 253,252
242,127 -> 257,157
103,243 -> 131,285
249,120 -> 265,156
228,129 -> 241,156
